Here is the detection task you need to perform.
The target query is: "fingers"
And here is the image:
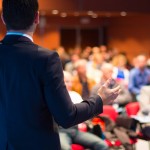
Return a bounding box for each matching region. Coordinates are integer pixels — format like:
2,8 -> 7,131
103,78 -> 112,88
111,85 -> 121,94
99,79 -> 121,105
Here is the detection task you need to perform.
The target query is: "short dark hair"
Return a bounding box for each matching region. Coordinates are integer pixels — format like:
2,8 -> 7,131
2,0 -> 39,30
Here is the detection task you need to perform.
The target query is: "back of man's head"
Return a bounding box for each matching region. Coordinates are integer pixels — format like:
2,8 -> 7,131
2,0 -> 39,30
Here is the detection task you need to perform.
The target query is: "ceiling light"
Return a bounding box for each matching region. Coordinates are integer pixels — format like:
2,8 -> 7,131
92,14 -> 98,18
87,11 -> 94,16
80,17 -> 90,24
52,10 -> 59,15
60,12 -> 67,18
120,11 -> 127,16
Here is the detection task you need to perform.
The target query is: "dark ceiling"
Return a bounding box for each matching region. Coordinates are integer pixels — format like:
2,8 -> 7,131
0,0 -> 150,18
39,0 -> 150,12
38,0 -> 150,18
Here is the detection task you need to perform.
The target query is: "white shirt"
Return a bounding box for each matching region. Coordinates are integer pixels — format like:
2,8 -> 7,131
6,32 -> 33,42
68,91 -> 83,104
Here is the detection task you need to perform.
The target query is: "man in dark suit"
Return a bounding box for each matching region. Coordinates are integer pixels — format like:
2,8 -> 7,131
0,0 -> 120,150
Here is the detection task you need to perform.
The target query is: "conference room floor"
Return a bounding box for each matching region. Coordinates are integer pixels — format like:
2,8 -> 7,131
136,139 -> 150,150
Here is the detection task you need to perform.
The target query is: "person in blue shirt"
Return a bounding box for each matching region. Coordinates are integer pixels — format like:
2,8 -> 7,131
128,55 -> 150,101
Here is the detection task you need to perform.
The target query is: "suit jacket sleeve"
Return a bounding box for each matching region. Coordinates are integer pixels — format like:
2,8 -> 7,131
41,51 -> 103,128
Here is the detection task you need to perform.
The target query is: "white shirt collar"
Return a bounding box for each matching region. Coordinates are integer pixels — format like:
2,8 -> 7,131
6,32 -> 33,42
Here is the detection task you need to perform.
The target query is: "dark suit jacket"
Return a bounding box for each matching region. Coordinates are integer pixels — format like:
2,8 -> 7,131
0,35 -> 103,150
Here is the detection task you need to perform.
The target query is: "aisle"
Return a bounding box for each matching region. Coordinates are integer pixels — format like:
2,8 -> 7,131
136,139 -> 150,150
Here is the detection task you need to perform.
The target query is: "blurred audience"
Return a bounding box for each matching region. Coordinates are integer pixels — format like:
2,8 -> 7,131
81,46 -> 92,60
92,46 -> 100,54
56,46 -> 70,68
72,59 -> 96,99
65,54 -> 80,75
60,45 -> 150,108
112,54 -> 130,86
86,52 -> 103,83
147,57 -> 150,68
90,63 -> 132,106
138,85 -> 150,116
59,71 -> 108,150
55,44 -> 150,149
99,45 -> 111,62
128,54 -> 150,101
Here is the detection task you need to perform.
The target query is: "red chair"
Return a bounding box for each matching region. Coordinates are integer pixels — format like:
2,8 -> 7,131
71,144 -> 84,150
100,105 -> 137,149
125,102 -> 140,116
99,106 -> 123,148
78,123 -> 87,132
126,103 -> 150,149
125,102 -> 140,148
100,105 -> 118,122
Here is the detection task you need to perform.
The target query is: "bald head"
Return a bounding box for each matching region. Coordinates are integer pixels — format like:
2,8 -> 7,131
136,55 -> 147,70
101,63 -> 114,80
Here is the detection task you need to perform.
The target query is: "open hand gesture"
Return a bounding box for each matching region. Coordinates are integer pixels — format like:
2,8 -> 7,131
98,79 -> 121,105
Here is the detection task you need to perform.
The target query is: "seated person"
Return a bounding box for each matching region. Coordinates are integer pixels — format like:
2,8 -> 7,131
59,71 -> 108,150
72,59 -> 96,99
65,54 -> 80,75
112,53 -> 130,86
138,86 -> 150,116
128,55 -> 150,101
91,63 -> 132,107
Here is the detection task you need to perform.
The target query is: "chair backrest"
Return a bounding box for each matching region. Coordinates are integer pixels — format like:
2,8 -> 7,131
125,102 -> 140,116
100,105 -> 118,122
72,144 -> 84,150
78,123 -> 87,132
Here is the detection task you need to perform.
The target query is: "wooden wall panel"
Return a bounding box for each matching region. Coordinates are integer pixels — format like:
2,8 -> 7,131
39,0 -> 79,11
107,15 -> 150,62
34,27 -> 60,50
0,12 -> 150,63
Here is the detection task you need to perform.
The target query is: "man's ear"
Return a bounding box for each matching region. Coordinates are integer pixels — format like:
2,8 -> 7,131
1,13 -> 6,25
34,11 -> 39,24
